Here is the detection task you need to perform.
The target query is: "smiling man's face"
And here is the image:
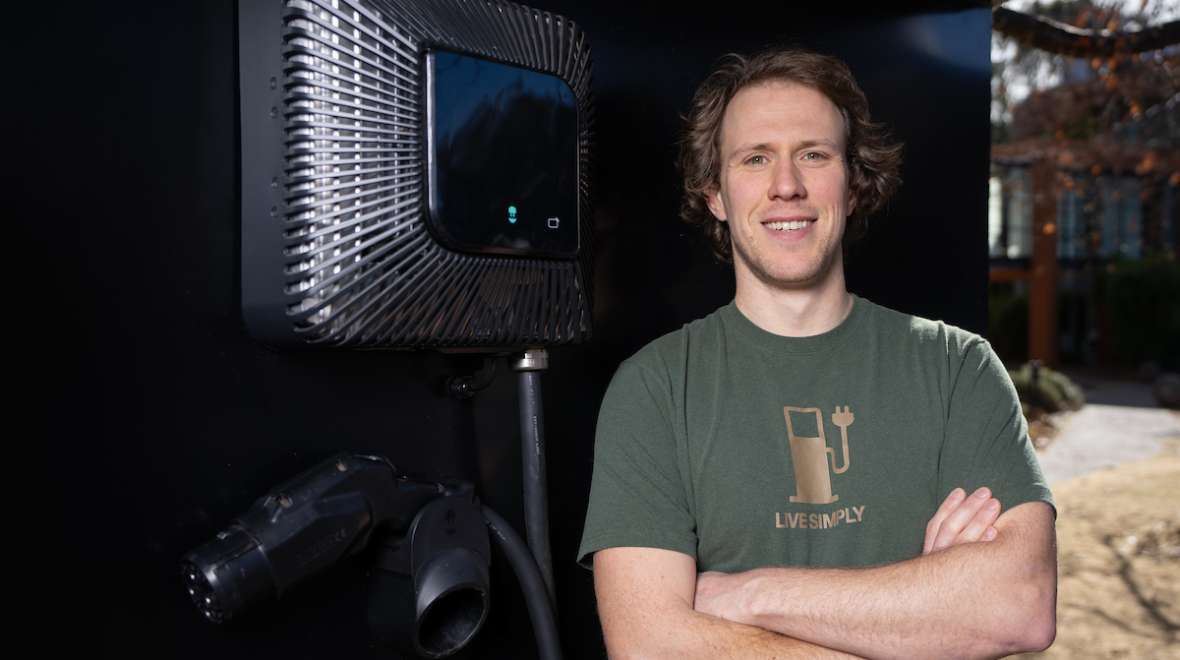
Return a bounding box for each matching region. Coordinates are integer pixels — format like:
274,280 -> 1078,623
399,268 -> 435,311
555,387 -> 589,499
707,80 -> 855,293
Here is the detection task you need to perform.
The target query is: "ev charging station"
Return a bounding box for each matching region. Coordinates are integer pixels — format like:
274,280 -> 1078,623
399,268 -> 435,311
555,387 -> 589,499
186,2 -> 594,657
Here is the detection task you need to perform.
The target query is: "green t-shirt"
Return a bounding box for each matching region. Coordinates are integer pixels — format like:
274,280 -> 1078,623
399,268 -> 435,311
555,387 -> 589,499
578,296 -> 1054,572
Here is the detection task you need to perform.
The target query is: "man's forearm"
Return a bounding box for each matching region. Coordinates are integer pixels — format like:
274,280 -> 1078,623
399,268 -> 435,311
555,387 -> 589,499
696,503 -> 1056,660
737,545 -> 1050,659
603,605 -> 863,660
594,546 -> 865,660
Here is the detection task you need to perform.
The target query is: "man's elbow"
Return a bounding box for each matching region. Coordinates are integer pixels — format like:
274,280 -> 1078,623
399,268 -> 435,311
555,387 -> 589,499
1001,574 -> 1057,654
600,609 -> 692,660
603,642 -> 643,660
1025,614 -> 1057,653
1019,585 -> 1057,652
602,632 -> 677,660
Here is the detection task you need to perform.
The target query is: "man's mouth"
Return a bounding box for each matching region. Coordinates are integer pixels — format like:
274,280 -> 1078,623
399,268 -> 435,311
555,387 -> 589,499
763,219 -> 815,231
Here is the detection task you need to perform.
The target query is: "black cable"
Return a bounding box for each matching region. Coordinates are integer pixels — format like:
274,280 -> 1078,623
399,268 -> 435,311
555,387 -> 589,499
482,505 -> 563,660
518,369 -> 556,606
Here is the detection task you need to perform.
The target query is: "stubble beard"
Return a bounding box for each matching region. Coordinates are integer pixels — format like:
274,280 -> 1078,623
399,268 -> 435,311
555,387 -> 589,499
730,230 -> 843,293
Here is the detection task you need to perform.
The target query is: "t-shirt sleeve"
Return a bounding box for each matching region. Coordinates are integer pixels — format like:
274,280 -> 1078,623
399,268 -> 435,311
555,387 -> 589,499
938,337 -> 1056,516
576,358 -> 697,569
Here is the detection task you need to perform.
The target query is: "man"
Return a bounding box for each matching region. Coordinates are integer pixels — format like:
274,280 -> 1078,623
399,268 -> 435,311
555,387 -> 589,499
577,48 -> 1057,659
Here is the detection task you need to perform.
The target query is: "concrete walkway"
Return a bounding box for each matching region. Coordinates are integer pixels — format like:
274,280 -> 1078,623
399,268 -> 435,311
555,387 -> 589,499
1036,375 -> 1180,485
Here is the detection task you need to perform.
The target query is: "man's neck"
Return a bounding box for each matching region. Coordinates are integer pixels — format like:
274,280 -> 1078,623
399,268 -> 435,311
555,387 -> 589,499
733,269 -> 852,338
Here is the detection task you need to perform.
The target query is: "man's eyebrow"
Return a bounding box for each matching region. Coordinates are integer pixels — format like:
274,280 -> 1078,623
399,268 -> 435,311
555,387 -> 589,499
796,139 -> 839,150
727,139 -> 841,158
730,142 -> 774,154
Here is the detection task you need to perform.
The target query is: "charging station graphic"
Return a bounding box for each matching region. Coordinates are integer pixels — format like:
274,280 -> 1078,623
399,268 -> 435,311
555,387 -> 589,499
784,406 -> 855,504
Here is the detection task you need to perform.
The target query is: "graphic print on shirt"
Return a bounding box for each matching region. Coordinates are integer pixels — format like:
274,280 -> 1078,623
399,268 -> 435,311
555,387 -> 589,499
784,406 -> 855,504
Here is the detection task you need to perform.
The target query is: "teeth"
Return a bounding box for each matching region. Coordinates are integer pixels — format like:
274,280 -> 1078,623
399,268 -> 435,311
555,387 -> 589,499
765,220 -> 812,231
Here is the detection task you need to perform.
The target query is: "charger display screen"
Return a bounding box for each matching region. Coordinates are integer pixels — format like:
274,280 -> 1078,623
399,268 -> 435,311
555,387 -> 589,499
427,49 -> 579,258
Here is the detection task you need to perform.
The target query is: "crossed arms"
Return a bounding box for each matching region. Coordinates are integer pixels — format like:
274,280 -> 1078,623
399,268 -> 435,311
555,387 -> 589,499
593,488 -> 1057,659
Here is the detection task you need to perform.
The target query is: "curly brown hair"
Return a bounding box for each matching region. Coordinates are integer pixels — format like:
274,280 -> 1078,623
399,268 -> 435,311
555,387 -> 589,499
678,47 -> 903,262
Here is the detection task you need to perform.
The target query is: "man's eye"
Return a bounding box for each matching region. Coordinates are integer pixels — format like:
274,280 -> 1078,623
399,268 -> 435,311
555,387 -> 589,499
802,151 -> 830,161
744,154 -> 768,166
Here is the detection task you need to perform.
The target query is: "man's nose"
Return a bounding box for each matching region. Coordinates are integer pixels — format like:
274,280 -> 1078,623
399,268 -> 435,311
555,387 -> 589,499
769,160 -> 805,200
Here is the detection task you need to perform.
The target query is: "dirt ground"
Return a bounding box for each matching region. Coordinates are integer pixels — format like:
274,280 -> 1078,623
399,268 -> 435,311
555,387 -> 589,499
1017,434 -> 1180,659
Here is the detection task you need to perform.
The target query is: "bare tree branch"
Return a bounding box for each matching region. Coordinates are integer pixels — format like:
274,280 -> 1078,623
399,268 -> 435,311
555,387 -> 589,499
993,6 -> 1180,57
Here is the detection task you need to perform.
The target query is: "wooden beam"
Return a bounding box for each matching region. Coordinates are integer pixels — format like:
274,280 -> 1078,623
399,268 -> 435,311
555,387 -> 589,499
993,6 -> 1180,57
1028,159 -> 1058,367
989,265 -> 1030,283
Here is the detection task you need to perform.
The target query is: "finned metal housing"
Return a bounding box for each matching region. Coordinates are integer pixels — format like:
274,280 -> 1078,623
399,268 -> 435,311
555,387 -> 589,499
239,0 -> 595,348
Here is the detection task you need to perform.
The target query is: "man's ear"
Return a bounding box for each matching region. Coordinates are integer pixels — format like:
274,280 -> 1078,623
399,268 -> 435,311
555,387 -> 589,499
706,188 -> 727,222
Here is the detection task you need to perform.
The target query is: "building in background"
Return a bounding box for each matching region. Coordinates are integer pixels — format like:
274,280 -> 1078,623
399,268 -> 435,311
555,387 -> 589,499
988,31 -> 1179,368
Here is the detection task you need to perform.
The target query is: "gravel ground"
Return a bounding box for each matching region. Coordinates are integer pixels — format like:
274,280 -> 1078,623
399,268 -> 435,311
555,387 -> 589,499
1016,372 -> 1180,659
1036,376 -> 1180,485
1017,445 -> 1180,659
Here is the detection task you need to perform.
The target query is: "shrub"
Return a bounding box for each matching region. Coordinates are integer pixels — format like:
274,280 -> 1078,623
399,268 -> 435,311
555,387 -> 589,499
1009,362 -> 1085,413
989,284 -> 1029,364
1102,255 -> 1180,370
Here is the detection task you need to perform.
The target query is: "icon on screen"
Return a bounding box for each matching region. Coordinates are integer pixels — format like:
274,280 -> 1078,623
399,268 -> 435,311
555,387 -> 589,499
547,217 -> 560,229
508,206 -> 518,224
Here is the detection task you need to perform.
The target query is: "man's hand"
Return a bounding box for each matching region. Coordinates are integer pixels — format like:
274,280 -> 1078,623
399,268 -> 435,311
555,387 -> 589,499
923,486 -> 1001,554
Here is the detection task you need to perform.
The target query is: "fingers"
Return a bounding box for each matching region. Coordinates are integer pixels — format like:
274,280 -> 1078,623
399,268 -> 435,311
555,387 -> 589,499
932,486 -> 996,552
957,495 -> 1001,546
925,486 -> 1002,554
924,487 -> 966,554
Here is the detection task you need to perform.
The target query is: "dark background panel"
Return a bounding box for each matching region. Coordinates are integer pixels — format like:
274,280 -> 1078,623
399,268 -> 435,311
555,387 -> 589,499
25,1 -> 990,657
